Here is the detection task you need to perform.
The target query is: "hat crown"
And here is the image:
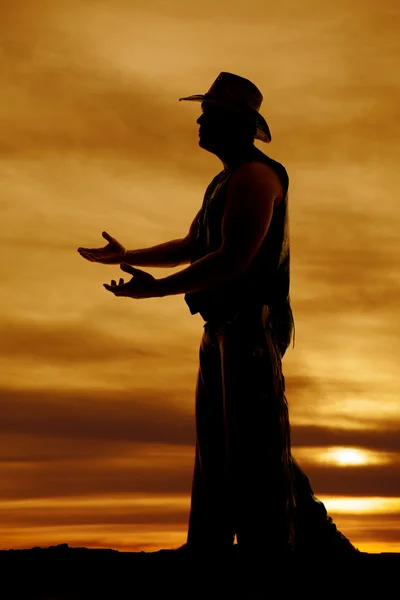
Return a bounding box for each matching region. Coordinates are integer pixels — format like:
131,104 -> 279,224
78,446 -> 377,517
178,71 -> 271,143
205,72 -> 263,112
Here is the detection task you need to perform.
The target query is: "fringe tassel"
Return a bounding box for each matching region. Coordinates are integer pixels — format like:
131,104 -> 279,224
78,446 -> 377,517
263,311 -> 297,553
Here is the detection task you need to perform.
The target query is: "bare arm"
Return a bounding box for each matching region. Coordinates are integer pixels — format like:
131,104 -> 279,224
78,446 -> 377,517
78,209 -> 201,267
124,238 -> 191,268
124,208 -> 201,267
103,166 -> 280,299
155,163 -> 278,297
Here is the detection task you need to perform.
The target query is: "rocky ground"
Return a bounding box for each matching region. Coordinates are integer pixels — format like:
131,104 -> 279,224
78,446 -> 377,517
1,543 -> 399,599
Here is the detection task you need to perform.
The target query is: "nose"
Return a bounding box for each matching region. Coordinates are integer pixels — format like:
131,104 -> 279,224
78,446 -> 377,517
196,114 -> 203,125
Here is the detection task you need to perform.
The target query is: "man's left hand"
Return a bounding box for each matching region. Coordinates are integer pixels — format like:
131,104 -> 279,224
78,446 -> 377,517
103,263 -> 160,298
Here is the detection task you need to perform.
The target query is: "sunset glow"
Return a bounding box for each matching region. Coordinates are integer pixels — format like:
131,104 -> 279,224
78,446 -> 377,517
328,448 -> 383,467
1,0 -> 399,555
294,446 -> 394,467
319,496 -> 400,515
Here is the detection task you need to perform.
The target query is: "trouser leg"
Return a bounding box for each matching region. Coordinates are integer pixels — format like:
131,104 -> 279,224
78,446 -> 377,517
272,309 -> 356,553
219,310 -> 295,560
186,324 -> 235,550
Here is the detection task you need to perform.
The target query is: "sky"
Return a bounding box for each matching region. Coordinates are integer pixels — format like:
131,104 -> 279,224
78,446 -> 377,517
1,0 -> 399,553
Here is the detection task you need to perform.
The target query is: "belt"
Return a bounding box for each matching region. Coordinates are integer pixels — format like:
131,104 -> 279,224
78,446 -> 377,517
204,304 -> 271,335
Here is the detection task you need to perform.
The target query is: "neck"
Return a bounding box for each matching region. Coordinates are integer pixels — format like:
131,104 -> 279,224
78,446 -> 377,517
214,142 -> 256,170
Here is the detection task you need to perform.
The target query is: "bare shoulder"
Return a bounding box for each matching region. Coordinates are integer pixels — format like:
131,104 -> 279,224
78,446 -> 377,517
229,160 -> 283,205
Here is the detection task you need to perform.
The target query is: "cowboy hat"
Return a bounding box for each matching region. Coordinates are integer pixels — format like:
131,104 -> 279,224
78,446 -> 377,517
179,72 -> 271,143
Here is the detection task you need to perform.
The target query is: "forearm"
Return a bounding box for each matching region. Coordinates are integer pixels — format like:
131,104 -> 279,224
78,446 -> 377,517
155,250 -> 242,297
124,238 -> 191,267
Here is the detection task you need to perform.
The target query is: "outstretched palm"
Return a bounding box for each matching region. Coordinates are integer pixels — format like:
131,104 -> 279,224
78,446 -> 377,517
78,231 -> 126,264
103,263 -> 159,298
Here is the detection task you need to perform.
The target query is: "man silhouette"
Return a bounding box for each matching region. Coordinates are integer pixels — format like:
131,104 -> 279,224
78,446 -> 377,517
78,73 -> 359,572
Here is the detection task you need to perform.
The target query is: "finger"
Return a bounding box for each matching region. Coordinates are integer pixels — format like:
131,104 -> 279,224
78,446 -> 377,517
78,249 -> 97,259
119,278 -> 124,285
78,250 -> 95,262
104,284 -> 126,296
102,231 -> 114,243
110,280 -> 130,294
111,280 -> 116,286
103,284 -> 124,295
120,263 -> 137,275
80,252 -> 111,264
78,247 -> 100,254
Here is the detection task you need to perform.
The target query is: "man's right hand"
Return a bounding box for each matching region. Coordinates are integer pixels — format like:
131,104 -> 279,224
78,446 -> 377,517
78,231 -> 126,264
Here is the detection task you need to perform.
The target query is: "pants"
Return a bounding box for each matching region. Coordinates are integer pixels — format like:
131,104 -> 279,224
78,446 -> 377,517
186,303 -> 351,558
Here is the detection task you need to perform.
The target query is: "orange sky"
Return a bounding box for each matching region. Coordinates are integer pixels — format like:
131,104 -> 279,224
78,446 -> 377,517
1,0 -> 400,553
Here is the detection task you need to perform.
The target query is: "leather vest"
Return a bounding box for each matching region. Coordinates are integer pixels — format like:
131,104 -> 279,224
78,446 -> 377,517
184,146 -> 295,356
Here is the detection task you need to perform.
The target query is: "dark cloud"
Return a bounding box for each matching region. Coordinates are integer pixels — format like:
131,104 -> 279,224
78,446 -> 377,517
298,463 -> 400,497
0,385 -> 195,501
285,372 -> 398,429
2,61 -> 397,178
0,386 -> 194,445
1,504 -> 188,528
0,318 -> 160,363
0,456 -> 193,500
1,0 -> 399,182
357,515 -> 400,552
1,435 -> 400,501
355,526 -> 400,544
287,373 -> 370,398
275,84 -> 400,166
1,383 -> 398,453
0,15 -> 213,180
1,384 -> 400,501
324,513 -> 400,546
292,424 -> 400,454
287,203 -> 400,324
0,434 -> 130,463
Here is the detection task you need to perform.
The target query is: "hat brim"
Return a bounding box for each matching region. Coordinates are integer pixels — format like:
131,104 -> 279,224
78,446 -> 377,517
178,94 -> 271,143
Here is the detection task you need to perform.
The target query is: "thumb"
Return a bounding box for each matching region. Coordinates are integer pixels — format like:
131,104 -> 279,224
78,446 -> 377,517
120,263 -> 138,275
102,231 -> 114,243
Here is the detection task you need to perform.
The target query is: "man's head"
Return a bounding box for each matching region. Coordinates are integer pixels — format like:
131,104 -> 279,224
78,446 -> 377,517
196,101 -> 257,154
179,72 -> 272,151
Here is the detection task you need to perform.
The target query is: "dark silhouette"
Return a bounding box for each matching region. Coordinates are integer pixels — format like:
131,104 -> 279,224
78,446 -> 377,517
78,72 -> 361,594
1,543 -> 399,600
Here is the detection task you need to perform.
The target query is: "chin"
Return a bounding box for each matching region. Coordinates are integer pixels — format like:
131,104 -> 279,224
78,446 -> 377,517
199,137 -> 215,152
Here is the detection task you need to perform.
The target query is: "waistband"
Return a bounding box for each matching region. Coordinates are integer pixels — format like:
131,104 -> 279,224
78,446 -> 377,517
203,304 -> 271,334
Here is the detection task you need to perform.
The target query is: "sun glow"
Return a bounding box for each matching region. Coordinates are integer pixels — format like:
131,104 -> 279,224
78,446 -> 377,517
329,447 -> 369,466
294,446 -> 393,467
318,496 -> 400,514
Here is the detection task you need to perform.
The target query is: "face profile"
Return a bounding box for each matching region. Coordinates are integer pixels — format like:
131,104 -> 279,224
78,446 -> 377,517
196,101 -> 257,155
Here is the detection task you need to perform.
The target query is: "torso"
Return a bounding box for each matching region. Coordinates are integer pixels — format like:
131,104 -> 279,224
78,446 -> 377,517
184,146 -> 293,343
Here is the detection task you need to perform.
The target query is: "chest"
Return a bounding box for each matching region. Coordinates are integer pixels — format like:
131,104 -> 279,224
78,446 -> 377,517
199,171 -> 231,243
